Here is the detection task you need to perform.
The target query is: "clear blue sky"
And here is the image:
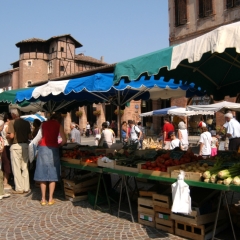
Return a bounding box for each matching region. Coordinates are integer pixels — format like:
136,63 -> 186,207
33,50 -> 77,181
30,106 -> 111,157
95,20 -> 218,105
0,0 -> 169,73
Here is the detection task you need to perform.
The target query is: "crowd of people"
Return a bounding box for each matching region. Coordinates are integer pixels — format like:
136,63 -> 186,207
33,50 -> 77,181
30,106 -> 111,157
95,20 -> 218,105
1,109 -> 240,202
0,109 -> 67,205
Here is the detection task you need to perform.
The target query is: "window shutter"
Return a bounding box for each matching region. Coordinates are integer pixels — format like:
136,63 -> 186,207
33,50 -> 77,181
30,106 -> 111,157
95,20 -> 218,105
226,0 -> 233,8
175,0 -> 187,26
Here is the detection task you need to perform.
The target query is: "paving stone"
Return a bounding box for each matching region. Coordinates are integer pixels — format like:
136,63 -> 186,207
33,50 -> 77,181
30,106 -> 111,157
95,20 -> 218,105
0,182 -> 239,239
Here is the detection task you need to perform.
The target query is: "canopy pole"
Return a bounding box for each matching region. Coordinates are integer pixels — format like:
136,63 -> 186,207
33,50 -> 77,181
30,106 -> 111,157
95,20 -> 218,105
117,91 -> 122,142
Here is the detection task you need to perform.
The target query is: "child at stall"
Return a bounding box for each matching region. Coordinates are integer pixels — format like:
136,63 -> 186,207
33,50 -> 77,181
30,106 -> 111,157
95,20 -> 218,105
169,131 -> 181,150
211,130 -> 218,156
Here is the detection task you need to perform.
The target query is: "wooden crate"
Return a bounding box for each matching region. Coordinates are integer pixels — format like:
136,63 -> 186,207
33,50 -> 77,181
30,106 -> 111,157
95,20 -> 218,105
80,159 -> 98,167
61,157 -> 82,165
171,170 -> 202,181
137,163 -> 170,177
64,175 -> 98,202
138,197 -> 154,215
171,209 -> 226,226
139,190 -> 157,197
65,194 -> 88,202
97,158 -> 115,169
138,212 -> 155,228
155,206 -> 175,234
152,193 -> 172,209
175,220 -> 228,240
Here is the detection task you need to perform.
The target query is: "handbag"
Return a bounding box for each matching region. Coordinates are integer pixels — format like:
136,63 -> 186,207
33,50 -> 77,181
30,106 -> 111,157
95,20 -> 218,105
95,134 -> 101,139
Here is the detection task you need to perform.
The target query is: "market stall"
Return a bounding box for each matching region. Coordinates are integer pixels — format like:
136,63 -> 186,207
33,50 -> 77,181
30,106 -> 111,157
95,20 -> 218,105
140,106 -> 214,117
186,101 -> 240,113
60,145 -> 240,239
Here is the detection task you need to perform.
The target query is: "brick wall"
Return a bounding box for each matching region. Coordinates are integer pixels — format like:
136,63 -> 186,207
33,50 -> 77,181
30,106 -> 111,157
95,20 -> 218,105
19,59 -> 48,88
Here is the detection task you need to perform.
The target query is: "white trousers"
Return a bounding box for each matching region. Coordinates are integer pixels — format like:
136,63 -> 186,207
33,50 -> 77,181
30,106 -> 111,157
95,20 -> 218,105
10,143 -> 30,192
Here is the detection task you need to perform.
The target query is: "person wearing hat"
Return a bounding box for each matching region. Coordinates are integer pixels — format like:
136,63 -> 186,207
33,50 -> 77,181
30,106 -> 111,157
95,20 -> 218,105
224,112 -> 240,151
178,121 -> 189,151
198,122 -> 212,157
163,117 -> 175,150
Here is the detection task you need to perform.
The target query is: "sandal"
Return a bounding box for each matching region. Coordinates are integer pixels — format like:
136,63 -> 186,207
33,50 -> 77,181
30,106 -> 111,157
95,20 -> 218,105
40,201 -> 47,206
48,200 -> 55,206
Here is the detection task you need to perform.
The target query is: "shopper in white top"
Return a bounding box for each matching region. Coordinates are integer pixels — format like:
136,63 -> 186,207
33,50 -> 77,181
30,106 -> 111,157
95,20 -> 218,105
178,121 -> 189,151
224,112 -> 240,151
198,122 -> 212,157
128,120 -> 142,143
99,122 -> 113,148
86,122 -> 91,137
169,131 -> 180,150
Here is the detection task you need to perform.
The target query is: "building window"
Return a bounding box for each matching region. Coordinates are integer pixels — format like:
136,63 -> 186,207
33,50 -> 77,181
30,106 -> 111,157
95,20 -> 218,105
199,0 -> 213,18
52,47 -> 54,53
28,61 -> 31,66
27,81 -> 32,86
175,0 -> 187,27
48,61 -> 52,74
226,0 -> 240,8
60,66 -> 65,71
60,47 -> 64,52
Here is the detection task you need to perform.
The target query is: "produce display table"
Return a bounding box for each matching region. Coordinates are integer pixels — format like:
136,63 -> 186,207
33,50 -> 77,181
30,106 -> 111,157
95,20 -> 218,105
61,161 -> 238,240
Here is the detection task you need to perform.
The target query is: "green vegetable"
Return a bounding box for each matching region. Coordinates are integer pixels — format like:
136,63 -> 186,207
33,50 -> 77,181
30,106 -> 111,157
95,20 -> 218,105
232,176 -> 240,185
223,177 -> 233,185
217,164 -> 240,179
210,174 -> 217,183
204,178 -> 210,183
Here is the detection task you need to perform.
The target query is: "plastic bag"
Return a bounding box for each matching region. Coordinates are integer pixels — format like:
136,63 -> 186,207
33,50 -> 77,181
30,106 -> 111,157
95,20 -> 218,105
171,170 -> 192,215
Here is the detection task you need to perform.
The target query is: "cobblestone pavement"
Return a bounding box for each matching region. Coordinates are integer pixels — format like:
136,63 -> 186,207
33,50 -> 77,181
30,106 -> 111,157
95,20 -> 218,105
0,183 -> 187,240
1,182 -> 239,240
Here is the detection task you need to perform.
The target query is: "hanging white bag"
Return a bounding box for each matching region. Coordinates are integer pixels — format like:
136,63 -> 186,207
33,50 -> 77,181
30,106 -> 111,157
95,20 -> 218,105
171,170 -> 192,215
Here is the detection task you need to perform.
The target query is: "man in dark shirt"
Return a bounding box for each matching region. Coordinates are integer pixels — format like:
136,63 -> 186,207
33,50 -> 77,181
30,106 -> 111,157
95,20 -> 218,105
8,109 -> 32,194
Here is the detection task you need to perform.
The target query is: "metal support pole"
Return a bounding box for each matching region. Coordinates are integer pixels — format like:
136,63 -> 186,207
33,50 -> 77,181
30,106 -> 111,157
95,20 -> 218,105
223,191 -> 236,240
117,175 -> 134,222
211,191 -> 222,240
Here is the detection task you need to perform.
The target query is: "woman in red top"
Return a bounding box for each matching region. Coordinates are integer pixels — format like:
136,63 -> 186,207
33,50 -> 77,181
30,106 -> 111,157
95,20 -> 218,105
34,113 -> 67,206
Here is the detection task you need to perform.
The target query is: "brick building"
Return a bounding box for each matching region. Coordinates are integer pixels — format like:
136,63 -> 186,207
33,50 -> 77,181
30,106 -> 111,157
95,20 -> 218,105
168,0 -> 240,131
0,34 -> 149,134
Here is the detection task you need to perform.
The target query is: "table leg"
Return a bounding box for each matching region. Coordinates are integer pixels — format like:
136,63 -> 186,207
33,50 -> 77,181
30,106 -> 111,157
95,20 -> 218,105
211,191 -> 222,240
223,191 -> 236,240
93,173 -> 112,213
93,173 -> 102,210
117,175 -> 134,222
211,191 -> 236,240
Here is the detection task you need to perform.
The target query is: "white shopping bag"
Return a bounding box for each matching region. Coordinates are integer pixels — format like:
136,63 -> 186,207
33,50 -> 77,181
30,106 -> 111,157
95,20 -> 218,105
171,170 -> 192,215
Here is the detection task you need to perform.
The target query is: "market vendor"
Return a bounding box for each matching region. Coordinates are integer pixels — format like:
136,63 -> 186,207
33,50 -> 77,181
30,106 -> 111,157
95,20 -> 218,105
224,112 -> 240,151
163,118 -> 175,150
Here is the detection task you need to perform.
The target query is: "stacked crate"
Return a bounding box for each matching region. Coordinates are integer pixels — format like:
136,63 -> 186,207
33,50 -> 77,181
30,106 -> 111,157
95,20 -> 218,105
138,191 -> 156,227
153,193 -> 175,234
63,173 -> 99,202
171,188 -> 227,240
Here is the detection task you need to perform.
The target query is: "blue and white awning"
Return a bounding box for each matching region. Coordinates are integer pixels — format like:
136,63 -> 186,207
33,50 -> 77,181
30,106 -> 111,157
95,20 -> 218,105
21,113 -> 47,122
13,73 -> 204,109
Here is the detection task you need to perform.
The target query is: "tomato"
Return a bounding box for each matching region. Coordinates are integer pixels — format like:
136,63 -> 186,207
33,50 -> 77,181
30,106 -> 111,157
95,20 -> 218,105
146,161 -> 151,167
151,162 -> 157,168
154,167 -> 161,171
141,164 -> 147,169
147,166 -> 153,170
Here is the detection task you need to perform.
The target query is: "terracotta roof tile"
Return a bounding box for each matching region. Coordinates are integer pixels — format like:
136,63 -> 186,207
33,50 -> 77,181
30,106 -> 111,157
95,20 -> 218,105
16,34 -> 82,48
75,54 -> 107,64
